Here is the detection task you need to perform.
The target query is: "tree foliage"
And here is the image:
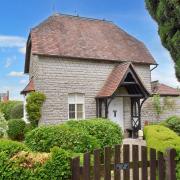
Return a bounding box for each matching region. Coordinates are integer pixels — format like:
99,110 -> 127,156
0,101 -> 23,120
145,0 -> 180,81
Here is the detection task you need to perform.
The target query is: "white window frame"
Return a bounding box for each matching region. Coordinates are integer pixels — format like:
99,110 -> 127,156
68,93 -> 85,120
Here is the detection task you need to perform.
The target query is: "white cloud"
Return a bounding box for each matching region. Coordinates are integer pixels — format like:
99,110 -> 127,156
4,58 -> 12,68
4,56 -> 16,68
19,79 -> 27,84
0,35 -> 26,54
19,46 -> 26,54
8,71 -> 24,77
0,35 -> 26,48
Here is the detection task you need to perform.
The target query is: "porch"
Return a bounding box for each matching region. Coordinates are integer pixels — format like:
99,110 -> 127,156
96,62 -> 150,137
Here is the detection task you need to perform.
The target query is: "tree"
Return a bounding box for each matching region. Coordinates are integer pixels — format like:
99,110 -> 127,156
145,0 -> 180,81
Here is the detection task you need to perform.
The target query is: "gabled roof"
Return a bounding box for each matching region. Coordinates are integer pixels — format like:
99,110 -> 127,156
151,81 -> 180,96
21,79 -> 35,95
25,13 -> 157,73
97,62 -> 150,98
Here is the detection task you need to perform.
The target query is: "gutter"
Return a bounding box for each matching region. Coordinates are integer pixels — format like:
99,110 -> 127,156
150,64 -> 158,71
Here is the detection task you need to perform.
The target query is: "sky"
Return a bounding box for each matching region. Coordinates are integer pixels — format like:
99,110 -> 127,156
0,0 -> 179,100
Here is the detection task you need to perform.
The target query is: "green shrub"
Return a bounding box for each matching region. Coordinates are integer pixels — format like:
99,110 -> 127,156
144,125 -> 180,178
67,118 -> 123,148
0,139 -> 28,157
0,101 -> 23,120
10,103 -> 23,119
0,147 -> 71,179
24,123 -> 35,134
25,124 -> 100,153
0,111 -> 7,137
26,92 -> 46,127
7,119 -> 26,141
163,116 -> 180,135
144,125 -> 180,152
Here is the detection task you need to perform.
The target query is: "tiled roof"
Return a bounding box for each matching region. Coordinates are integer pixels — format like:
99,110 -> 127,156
25,13 -> 156,73
151,81 -> 180,96
97,62 -> 150,98
21,79 -> 35,95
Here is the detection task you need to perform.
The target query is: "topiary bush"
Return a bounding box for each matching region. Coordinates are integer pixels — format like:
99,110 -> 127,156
7,119 -> 26,141
67,118 -> 123,148
25,124 -> 100,153
0,139 -> 29,157
10,103 -> 23,119
26,92 -> 46,127
162,116 -> 180,135
0,147 -> 71,179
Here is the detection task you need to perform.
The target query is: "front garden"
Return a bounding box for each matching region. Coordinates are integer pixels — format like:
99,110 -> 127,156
0,92 -> 180,179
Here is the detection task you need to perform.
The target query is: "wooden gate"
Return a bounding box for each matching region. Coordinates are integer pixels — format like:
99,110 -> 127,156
71,144 -> 176,180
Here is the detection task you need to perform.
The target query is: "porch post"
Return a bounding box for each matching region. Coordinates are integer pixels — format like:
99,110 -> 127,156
105,99 -> 108,118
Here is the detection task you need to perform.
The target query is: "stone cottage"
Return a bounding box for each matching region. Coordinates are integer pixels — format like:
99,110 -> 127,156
21,13 -> 175,135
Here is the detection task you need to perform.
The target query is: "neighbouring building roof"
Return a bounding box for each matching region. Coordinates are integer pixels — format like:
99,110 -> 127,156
97,62 -> 150,98
151,81 -> 180,96
24,13 -> 157,73
0,91 -> 9,102
21,79 -> 35,95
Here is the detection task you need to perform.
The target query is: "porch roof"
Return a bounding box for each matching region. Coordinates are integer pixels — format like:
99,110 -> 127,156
20,79 -> 35,95
96,62 -> 150,98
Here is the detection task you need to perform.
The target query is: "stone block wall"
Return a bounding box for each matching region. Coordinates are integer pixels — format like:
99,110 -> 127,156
141,96 -> 180,125
29,55 -> 152,129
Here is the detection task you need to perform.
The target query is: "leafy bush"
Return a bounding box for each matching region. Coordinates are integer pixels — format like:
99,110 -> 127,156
26,92 -> 46,127
0,111 -> 7,137
144,125 -> 180,152
10,103 -> 23,119
0,139 -> 28,157
25,124 -> 100,153
67,118 -> 123,148
7,119 -> 26,141
0,101 -> 23,120
0,147 -> 71,179
24,123 -> 35,134
144,125 -> 180,178
162,116 -> 180,135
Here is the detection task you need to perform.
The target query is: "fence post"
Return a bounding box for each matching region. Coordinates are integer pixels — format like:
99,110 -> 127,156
71,157 -> 80,180
166,148 -> 176,180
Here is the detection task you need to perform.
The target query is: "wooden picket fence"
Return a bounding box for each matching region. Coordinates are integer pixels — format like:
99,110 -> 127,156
71,144 -> 176,180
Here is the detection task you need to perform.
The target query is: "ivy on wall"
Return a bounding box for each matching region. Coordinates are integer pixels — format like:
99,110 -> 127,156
152,94 -> 176,119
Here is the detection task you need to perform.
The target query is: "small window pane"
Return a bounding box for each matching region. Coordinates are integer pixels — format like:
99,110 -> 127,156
77,104 -> 83,112
77,112 -> 83,119
69,112 -> 75,119
69,104 -> 75,119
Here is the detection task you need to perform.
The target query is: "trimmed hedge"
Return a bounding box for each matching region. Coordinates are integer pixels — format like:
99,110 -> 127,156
25,124 -> 100,153
144,125 -> 180,152
144,125 -> 180,179
161,116 -> 180,135
7,119 -> 26,141
0,139 -> 29,157
0,147 -> 71,179
67,118 -> 123,148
